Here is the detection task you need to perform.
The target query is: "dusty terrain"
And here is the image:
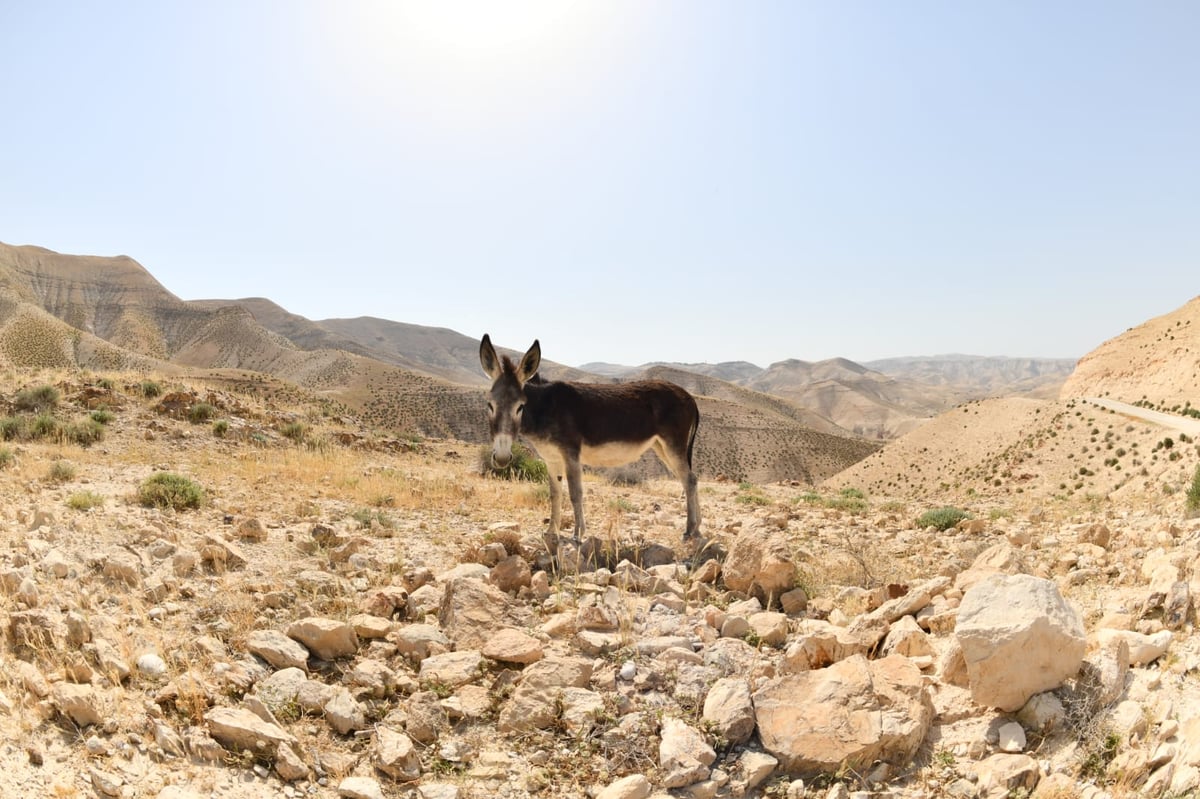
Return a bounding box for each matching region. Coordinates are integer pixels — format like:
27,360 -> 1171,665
0,367 -> 1198,799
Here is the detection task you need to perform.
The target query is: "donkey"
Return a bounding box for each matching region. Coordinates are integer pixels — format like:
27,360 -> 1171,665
480,334 -> 701,543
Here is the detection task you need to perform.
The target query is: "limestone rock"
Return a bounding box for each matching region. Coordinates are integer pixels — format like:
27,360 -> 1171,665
286,617 -> 359,661
205,706 -> 297,754
955,574 -> 1085,711
753,654 -> 932,776
52,683 -> 103,727
659,717 -> 716,788
393,623 -> 451,662
375,726 -> 421,782
439,577 -> 529,649
722,524 -> 795,600
702,677 -> 756,746
337,776 -> 384,799
419,650 -> 484,689
247,629 -> 310,671
481,628 -> 544,664
490,554 -> 532,593
595,774 -> 652,799
498,656 -> 593,732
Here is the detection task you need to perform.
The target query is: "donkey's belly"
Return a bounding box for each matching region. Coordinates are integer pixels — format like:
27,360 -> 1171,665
580,439 -> 655,468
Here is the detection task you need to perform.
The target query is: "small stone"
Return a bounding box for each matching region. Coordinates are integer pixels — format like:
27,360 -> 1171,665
998,721 -> 1026,753
137,653 -> 168,678
337,776 -> 384,799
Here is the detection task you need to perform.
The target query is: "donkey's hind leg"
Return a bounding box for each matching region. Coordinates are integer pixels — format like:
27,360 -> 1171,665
652,439 -> 702,540
564,454 -> 586,543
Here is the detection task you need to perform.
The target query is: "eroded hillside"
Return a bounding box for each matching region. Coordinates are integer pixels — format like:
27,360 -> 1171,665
1061,295 -> 1200,408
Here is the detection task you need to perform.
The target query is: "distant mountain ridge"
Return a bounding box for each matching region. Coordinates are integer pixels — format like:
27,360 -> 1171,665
582,353 -> 1075,439
0,241 -> 878,482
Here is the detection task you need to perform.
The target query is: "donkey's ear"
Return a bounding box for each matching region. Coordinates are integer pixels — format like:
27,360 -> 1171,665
480,334 -> 502,380
516,340 -> 541,384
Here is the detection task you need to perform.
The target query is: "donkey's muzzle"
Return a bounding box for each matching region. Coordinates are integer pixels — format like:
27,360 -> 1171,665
490,437 -> 514,468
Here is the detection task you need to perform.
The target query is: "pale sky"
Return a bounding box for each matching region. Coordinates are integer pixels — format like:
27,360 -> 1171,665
2,2 -> 1197,368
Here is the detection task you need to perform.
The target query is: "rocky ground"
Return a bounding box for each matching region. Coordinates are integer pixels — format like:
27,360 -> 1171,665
2,374 -> 1200,799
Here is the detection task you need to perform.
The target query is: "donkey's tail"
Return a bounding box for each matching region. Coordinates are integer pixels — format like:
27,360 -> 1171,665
686,409 -> 699,468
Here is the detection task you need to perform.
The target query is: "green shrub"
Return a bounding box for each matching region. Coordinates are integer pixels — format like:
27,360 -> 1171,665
351,507 -> 395,530
187,403 -> 218,424
14,385 -> 60,413
280,421 -> 307,442
47,460 -> 77,482
0,447 -> 14,469
213,419 -> 229,438
64,418 -> 104,446
90,409 -> 115,425
139,380 -> 163,399
32,413 -> 59,439
67,491 -> 105,511
0,416 -> 27,441
138,472 -> 205,511
480,443 -> 548,482
916,506 -> 972,531
1186,464 -> 1200,518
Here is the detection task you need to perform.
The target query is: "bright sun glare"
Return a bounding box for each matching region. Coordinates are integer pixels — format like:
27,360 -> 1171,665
393,1 -> 580,61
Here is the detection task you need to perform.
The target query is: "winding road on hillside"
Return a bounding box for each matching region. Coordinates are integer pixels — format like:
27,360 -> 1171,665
1083,397 -> 1200,437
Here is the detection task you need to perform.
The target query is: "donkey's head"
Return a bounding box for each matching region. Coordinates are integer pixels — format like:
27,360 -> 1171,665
479,334 -> 540,468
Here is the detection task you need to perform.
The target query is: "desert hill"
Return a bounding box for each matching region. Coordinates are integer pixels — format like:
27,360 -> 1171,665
586,354 -> 1073,440
3,256 -> 1200,798
825,295 -> 1200,508
866,354 -> 1075,400
1060,294 -> 1200,408
0,243 -> 876,483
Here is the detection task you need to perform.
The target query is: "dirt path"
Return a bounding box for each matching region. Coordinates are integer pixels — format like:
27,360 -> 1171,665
1083,396 -> 1200,436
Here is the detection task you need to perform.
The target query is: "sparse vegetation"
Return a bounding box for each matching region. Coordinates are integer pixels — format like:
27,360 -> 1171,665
187,402 -> 218,424
280,421 -> 307,442
351,507 -> 395,530
915,506 -> 971,531
139,380 -> 163,398
47,459 -> 77,482
480,442 -> 548,483
1187,463 -> 1200,518
67,490 -> 105,511
137,472 -> 205,510
14,384 -> 60,412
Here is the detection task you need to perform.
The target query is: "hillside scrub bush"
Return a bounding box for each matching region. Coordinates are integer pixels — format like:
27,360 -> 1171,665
90,409 -> 115,425
212,419 -> 229,438
1187,464 -> 1200,518
138,472 -> 205,511
280,421 -> 307,442
916,506 -> 972,531
67,491 -> 105,511
139,380 -> 163,399
14,384 -> 60,413
187,403 -> 218,424
64,418 -> 104,446
480,443 -> 548,483
0,446 -> 14,469
47,460 -> 77,483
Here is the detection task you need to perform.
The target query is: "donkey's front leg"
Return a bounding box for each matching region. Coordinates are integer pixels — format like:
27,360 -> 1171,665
545,469 -> 564,536
564,454 -> 586,542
